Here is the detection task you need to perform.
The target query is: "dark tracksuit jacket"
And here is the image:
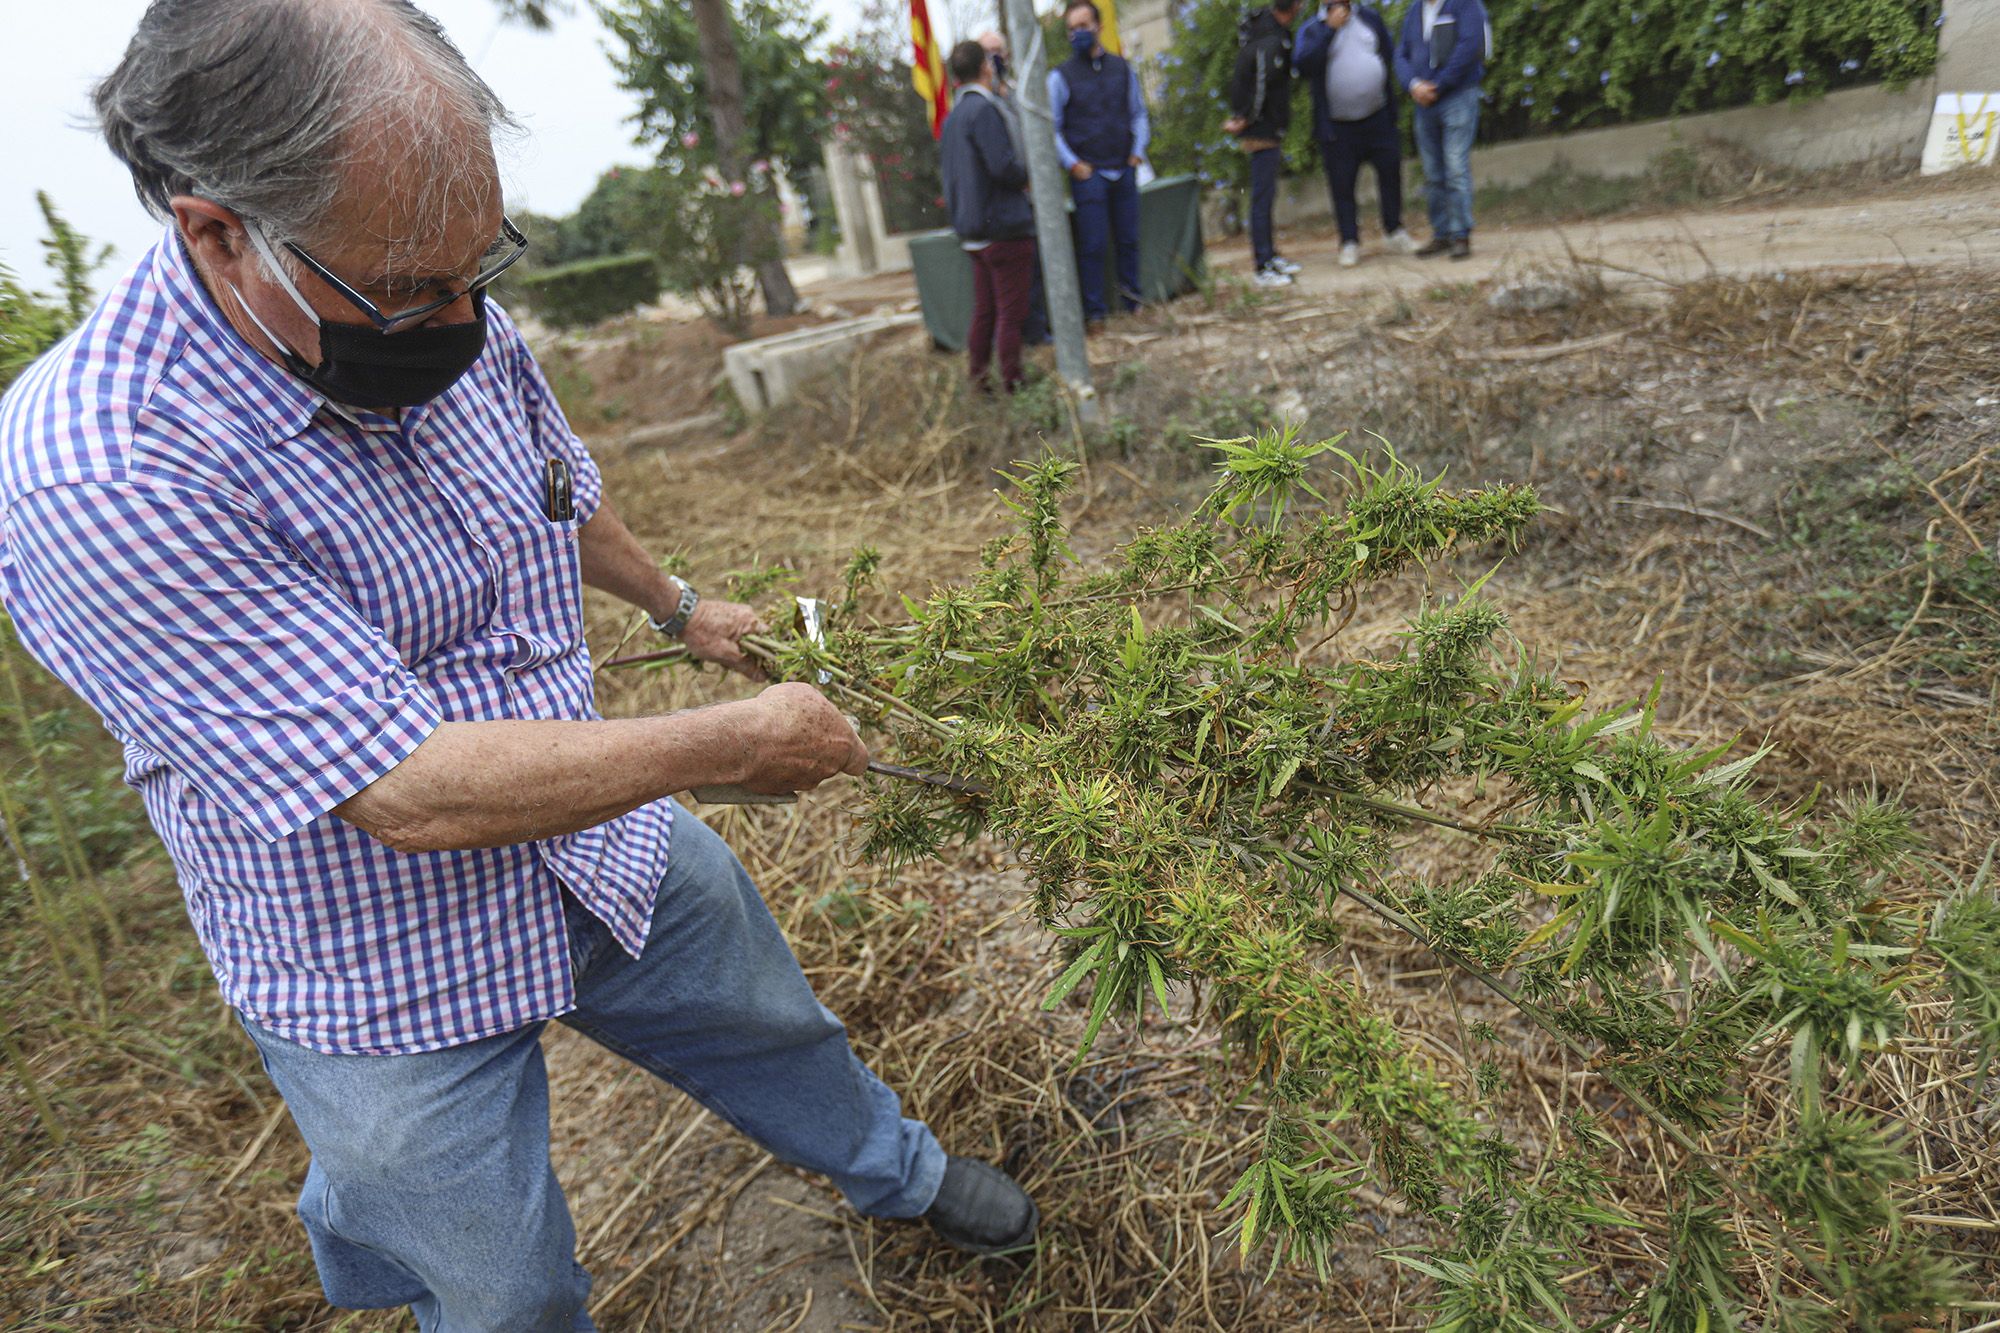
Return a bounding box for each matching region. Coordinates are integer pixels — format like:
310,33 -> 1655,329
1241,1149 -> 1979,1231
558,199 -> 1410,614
1228,8 -> 1297,143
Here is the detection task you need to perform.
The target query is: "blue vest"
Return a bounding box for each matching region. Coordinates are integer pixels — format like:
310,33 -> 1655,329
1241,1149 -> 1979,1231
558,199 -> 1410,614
1059,52 -> 1134,170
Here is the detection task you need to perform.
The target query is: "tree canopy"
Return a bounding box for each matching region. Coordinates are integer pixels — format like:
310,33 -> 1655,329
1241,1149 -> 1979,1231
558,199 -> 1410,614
595,0 -> 833,175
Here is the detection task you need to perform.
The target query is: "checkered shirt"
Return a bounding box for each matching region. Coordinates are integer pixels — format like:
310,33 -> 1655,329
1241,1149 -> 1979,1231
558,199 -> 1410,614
0,228 -> 673,1054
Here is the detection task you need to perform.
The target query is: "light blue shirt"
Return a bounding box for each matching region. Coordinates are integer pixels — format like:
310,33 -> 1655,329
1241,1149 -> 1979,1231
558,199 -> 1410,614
1047,59 -> 1152,178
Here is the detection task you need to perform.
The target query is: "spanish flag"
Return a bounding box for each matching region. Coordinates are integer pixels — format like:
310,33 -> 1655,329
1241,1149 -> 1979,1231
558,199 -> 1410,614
910,0 -> 949,139
1098,0 -> 1122,55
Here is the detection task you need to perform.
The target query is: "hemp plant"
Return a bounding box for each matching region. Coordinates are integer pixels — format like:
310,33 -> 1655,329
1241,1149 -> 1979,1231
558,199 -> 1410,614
613,429 -> 1998,1326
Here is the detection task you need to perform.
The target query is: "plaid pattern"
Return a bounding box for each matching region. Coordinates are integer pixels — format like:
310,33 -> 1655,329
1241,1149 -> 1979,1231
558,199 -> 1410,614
0,228 -> 673,1055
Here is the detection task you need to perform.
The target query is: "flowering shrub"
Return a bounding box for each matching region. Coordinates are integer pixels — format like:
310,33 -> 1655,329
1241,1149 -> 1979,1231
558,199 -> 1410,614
609,163 -> 784,334
822,28 -> 946,234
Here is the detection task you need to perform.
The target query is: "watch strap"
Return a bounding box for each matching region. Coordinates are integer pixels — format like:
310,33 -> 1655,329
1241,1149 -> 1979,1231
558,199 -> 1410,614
649,576 -> 699,638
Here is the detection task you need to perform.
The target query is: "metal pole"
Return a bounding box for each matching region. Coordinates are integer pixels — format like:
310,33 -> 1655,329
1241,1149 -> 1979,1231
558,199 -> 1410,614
1000,0 -> 1098,422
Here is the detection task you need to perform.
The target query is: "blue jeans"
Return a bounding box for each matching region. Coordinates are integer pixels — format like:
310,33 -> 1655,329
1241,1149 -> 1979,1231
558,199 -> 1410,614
1414,84 -> 1480,240
242,801 -> 946,1332
1247,146 -> 1282,268
1071,168 -> 1141,320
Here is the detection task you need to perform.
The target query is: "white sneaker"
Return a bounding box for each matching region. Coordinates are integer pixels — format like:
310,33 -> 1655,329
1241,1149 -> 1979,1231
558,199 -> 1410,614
1385,229 -> 1420,255
1269,255 -> 1302,275
1252,267 -> 1294,288
1338,242 -> 1360,268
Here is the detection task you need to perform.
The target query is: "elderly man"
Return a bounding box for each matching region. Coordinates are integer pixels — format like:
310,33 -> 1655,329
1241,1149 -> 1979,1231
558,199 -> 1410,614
0,2 -> 1036,1329
975,28 -> 1053,348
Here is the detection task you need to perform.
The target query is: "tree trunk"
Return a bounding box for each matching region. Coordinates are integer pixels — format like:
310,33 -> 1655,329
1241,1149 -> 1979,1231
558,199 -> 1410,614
688,0 -> 799,317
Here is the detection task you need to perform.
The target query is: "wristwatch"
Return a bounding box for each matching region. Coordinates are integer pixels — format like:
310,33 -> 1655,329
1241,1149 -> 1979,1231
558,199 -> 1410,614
649,576 -> 700,638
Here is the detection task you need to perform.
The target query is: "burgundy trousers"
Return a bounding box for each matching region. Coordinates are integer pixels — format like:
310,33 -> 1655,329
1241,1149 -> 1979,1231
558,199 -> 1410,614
966,237 -> 1037,392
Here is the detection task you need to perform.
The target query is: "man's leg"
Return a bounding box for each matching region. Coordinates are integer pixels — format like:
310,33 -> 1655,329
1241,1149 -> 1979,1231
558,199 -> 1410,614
1108,170 -> 1143,311
1365,107 -> 1406,236
966,247 -> 998,389
991,237 -> 1037,391
1412,102 -> 1448,238
1320,134 -> 1362,245
1248,146 -> 1280,268
1440,85 -> 1481,239
560,801 -> 946,1219
1070,173 -> 1110,322
242,1017 -> 593,1333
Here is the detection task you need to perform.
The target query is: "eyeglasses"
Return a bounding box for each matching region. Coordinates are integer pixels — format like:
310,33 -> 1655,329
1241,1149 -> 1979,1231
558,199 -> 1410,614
279,217 -> 529,334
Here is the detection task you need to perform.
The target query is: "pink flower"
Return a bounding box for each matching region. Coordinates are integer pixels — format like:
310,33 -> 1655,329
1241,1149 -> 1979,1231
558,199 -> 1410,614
750,158 -> 770,174
680,131 -> 701,149
827,77 -> 842,91
729,180 -> 747,197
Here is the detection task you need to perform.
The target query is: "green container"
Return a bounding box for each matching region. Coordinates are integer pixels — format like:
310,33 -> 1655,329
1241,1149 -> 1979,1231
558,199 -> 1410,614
911,174 -> 1206,352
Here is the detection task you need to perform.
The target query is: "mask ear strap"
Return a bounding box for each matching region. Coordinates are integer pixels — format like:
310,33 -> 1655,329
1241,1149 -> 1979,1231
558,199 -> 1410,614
242,221 -> 321,323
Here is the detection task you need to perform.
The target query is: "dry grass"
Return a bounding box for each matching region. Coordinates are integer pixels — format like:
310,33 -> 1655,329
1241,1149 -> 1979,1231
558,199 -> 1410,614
3,257 -> 1997,1331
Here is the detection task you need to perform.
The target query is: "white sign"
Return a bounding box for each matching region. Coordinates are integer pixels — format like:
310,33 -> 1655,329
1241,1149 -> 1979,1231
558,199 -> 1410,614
1921,93 -> 1999,176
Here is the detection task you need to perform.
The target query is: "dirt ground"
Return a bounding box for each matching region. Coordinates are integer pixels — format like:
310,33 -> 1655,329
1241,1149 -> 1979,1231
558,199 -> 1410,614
3,166 -> 1997,1332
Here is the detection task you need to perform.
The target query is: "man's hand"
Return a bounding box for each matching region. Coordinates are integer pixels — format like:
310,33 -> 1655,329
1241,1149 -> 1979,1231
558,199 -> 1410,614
1411,79 -> 1439,106
741,683 -> 870,795
680,597 -> 764,678
1127,153 -> 1143,167
1070,162 -> 1095,181
1222,117 -> 1248,135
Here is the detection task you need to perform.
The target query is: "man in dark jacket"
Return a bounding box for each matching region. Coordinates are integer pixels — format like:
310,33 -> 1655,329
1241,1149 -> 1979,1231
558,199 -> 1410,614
1223,0 -> 1302,287
1294,0 -> 1418,267
1394,0 -> 1489,259
940,40 -> 1036,391
1050,0 -> 1151,325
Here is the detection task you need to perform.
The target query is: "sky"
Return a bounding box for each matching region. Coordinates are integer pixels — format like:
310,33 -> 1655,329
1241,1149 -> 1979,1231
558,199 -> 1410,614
0,0 -> 889,291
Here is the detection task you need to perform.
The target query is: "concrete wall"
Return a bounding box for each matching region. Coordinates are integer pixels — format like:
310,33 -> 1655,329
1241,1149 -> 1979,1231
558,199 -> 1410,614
1937,0 -> 2000,90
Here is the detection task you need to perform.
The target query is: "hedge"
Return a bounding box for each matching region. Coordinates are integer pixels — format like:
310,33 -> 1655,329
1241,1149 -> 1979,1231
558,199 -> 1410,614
513,252 -> 662,330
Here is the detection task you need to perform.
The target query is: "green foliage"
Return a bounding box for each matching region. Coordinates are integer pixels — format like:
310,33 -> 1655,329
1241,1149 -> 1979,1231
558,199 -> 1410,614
619,425 -> 1984,1319
605,165 -> 785,333
513,252 -> 662,330
595,0 -> 830,175
1480,0 -> 1938,141
825,19 -> 946,235
1927,849 -> 2000,1073
2,194 -> 109,394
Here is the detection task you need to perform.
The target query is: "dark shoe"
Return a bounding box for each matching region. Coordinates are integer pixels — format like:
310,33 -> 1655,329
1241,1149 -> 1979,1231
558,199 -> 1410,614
1085,318 -> 1107,337
1413,235 -> 1452,259
1449,236 -> 1472,260
924,1156 -> 1039,1255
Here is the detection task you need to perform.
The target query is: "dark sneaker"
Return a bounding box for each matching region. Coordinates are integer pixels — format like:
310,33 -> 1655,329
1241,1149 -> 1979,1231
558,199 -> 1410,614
1449,236 -> 1472,260
1413,235 -> 1452,258
923,1156 -> 1039,1255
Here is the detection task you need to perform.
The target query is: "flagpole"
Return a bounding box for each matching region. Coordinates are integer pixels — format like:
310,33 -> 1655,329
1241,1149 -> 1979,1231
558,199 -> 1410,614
1000,0 -> 1098,422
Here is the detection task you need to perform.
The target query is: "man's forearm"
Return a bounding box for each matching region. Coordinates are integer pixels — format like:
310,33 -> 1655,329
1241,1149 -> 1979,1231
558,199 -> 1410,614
334,707 -> 759,853
577,498 -> 680,624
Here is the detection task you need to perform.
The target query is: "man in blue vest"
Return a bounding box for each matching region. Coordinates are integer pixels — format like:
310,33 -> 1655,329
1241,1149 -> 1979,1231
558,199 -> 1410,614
1049,0 -> 1152,327
1394,0 -> 1488,259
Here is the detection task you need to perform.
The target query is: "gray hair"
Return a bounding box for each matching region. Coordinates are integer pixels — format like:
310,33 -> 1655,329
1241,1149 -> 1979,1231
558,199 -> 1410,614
93,0 -> 516,252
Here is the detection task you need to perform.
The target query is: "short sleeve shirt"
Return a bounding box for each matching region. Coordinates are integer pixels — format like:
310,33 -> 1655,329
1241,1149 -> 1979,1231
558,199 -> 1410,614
0,228 -> 673,1054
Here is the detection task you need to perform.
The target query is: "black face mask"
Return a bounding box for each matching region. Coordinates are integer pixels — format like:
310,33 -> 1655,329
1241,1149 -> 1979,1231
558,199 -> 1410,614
990,53 -> 1008,82
235,231 -> 490,410
284,290 -> 488,410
